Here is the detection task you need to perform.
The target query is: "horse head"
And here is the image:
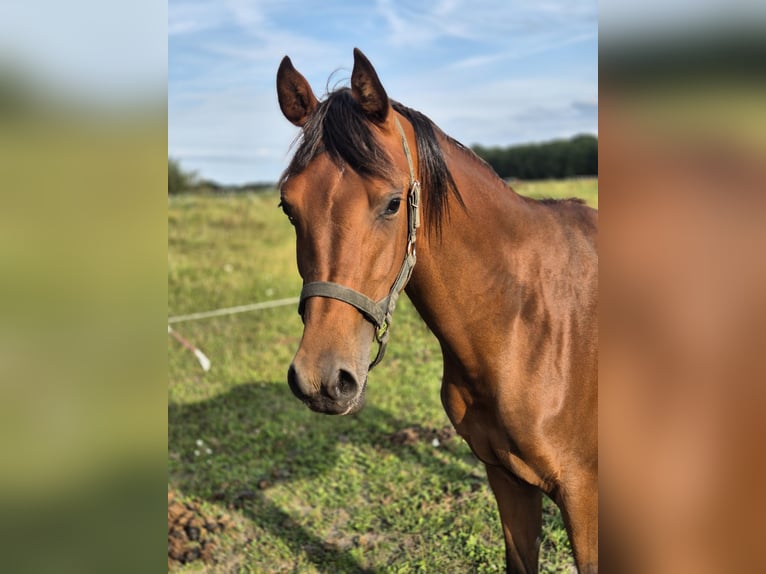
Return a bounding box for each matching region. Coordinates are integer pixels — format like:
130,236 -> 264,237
277,49 -> 419,415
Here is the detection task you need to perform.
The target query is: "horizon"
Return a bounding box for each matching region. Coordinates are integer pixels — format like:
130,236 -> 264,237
172,131 -> 600,187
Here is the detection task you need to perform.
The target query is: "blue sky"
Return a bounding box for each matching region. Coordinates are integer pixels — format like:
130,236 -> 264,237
169,0 -> 597,184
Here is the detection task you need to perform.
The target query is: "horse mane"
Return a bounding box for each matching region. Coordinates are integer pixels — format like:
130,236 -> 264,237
278,88 -> 464,233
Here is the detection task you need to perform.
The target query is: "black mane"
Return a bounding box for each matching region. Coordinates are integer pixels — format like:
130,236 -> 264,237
279,88 -> 464,233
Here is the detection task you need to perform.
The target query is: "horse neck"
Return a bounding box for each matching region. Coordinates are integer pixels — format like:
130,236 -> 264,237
404,139 -> 539,373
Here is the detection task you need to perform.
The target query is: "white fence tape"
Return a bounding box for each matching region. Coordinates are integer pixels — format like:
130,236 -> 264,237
168,297 -> 300,324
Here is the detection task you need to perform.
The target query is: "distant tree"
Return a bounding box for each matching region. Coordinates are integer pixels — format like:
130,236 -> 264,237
168,157 -> 197,195
472,135 -> 597,180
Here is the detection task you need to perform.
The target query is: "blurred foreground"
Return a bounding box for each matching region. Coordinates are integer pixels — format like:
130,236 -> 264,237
0,2 -> 167,572
600,12 -> 766,573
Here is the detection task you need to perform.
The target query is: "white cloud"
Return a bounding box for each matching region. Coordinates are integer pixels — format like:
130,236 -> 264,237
168,1 -> 226,36
169,86 -> 300,184
372,0 -> 596,47
403,75 -> 596,147
168,0 -> 275,36
222,0 -> 267,28
450,31 -> 596,70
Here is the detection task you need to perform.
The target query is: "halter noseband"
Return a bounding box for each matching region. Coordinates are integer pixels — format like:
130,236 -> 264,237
297,116 -> 421,369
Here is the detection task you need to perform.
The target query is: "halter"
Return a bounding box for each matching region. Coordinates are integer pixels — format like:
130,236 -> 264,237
297,116 -> 421,369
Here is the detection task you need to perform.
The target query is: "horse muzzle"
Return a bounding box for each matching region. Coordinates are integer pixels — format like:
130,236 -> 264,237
287,358 -> 367,415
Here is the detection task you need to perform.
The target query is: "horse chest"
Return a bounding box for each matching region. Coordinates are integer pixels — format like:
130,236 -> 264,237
442,382 -> 548,488
460,419 -> 546,488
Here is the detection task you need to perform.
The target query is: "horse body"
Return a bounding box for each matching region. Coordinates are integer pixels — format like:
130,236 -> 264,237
277,49 -> 598,573
405,136 -> 598,572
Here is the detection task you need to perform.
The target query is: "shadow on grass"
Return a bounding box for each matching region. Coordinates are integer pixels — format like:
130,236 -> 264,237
168,381 -> 485,573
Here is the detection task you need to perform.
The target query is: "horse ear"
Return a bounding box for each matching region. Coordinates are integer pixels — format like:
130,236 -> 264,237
351,48 -> 389,124
277,56 -> 318,127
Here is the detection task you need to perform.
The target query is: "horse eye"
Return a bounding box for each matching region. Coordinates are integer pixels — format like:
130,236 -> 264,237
278,200 -> 296,224
385,198 -> 401,215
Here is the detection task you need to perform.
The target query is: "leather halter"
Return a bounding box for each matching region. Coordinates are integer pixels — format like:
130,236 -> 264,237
298,116 -> 421,369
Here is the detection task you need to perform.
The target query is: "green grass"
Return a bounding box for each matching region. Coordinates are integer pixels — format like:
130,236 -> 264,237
512,177 -> 598,209
168,179 -> 596,572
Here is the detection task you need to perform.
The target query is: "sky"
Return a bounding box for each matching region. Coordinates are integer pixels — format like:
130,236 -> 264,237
169,0 -> 598,185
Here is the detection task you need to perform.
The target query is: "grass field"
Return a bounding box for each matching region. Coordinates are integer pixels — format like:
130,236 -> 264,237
168,178 -> 597,573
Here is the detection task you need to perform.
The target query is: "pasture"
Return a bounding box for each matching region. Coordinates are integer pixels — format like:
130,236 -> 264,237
168,178 -> 597,572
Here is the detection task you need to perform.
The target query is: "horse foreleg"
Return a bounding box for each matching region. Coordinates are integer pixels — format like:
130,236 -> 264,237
485,464 -> 543,574
558,472 -> 598,574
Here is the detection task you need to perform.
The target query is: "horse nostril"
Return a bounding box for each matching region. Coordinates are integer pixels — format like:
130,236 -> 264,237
327,368 -> 358,400
287,364 -> 310,401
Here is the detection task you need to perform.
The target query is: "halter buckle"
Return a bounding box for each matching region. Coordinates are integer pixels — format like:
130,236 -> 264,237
375,320 -> 389,343
409,181 -> 421,231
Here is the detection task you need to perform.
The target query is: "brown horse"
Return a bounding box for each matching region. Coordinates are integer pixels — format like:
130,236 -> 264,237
276,49 -> 598,573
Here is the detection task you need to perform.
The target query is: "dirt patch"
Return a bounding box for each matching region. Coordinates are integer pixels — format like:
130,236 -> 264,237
168,490 -> 235,568
388,424 -> 456,446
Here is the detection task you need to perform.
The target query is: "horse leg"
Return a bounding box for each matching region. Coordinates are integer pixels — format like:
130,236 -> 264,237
557,473 -> 598,574
485,464 -> 543,574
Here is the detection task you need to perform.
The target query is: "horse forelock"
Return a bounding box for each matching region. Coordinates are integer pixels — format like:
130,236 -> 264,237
278,89 -> 463,233
278,89 -> 395,189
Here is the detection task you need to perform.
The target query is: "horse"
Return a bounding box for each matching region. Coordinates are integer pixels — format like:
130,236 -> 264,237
276,48 -> 598,574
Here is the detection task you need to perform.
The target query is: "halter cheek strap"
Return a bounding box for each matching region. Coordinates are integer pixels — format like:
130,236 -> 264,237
298,116 -> 420,369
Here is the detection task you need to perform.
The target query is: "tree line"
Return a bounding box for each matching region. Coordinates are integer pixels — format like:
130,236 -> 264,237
169,157 -> 275,195
169,133 -> 597,194
472,134 -> 597,181
168,157 -> 197,195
